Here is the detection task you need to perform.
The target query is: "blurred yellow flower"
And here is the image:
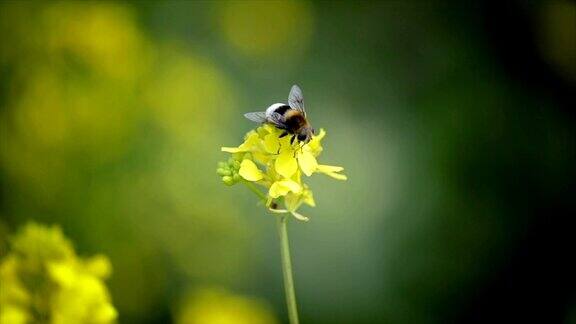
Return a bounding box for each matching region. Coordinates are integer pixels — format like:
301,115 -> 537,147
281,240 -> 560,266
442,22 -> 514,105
175,287 -> 277,324
218,124 -> 346,221
218,0 -> 314,59
0,223 -> 117,324
144,47 -> 238,143
0,1 -> 153,203
43,2 -> 151,82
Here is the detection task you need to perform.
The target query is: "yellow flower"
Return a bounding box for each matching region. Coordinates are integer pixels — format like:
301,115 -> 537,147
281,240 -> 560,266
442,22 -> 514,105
317,165 -> 348,180
238,159 -> 264,181
296,150 -> 318,176
269,179 -> 302,198
0,222 -> 117,324
218,125 -> 345,221
275,150 -> 298,178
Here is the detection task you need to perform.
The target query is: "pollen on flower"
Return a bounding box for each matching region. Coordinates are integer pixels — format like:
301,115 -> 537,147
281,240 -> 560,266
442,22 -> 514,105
218,125 -> 346,221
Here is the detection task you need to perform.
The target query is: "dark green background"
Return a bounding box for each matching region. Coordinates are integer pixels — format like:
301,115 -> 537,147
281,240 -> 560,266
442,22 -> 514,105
1,1 -> 574,323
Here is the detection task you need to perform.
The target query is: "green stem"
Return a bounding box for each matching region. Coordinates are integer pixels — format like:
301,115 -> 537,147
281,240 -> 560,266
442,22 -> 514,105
276,215 -> 299,324
243,180 -> 267,202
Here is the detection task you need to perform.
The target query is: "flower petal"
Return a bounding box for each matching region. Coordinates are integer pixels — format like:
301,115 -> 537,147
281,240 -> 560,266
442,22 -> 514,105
263,133 -> 280,154
268,207 -> 289,214
221,147 -> 242,153
290,211 -> 309,222
303,189 -> 316,207
269,180 -> 302,198
263,123 -> 278,134
317,164 -> 347,180
297,150 -> 318,176
238,159 -> 264,181
281,180 -> 302,193
307,128 -> 326,155
284,192 -> 300,211
221,132 -> 261,153
269,182 -> 287,198
324,172 -> 347,180
238,132 -> 260,150
317,165 -> 343,173
275,151 -> 298,178
252,151 -> 271,165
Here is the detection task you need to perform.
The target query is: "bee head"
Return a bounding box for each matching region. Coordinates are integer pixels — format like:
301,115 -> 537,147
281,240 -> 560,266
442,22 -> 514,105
298,127 -> 314,143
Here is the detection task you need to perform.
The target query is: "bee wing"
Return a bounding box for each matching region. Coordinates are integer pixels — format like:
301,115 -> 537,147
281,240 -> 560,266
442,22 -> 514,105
288,85 -> 306,116
266,112 -> 287,129
244,111 -> 267,123
244,111 -> 286,129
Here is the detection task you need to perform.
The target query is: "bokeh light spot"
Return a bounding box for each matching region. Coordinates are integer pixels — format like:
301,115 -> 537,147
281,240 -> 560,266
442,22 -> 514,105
175,287 -> 277,324
218,0 -> 314,59
538,0 -> 576,82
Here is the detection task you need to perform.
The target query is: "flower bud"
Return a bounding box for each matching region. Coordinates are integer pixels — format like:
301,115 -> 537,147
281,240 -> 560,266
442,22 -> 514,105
233,160 -> 241,169
217,168 -> 232,176
222,176 -> 235,186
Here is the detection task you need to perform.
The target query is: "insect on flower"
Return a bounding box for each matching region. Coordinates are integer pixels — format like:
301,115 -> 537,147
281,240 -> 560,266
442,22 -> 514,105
219,85 -> 347,324
244,85 -> 315,144
218,84 -> 346,221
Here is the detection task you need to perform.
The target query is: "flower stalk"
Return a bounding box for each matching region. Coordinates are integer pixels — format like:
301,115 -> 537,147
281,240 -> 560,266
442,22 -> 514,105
276,214 -> 299,324
218,122 -> 346,323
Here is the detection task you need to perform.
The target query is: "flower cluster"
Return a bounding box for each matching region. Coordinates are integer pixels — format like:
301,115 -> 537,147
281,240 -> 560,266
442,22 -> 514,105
0,222 -> 117,324
218,124 -> 346,221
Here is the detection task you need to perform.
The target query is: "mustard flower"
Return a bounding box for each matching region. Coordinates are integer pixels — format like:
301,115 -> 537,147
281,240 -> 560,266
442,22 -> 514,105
0,222 -> 117,324
218,124 -> 346,221
218,86 -> 347,324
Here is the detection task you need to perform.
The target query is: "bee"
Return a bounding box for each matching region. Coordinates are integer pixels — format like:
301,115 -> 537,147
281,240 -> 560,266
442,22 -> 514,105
244,85 -> 315,144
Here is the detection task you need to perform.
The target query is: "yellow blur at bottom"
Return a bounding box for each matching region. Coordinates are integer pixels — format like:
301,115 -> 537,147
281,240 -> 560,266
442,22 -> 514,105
0,223 -> 116,324
175,287 -> 278,324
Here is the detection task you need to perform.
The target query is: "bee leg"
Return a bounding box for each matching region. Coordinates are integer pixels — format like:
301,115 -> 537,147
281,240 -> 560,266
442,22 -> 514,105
290,135 -> 296,145
276,132 -> 289,154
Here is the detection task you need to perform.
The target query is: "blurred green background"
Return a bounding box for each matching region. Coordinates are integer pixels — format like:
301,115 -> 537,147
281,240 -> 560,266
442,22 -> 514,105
1,1 -> 575,323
